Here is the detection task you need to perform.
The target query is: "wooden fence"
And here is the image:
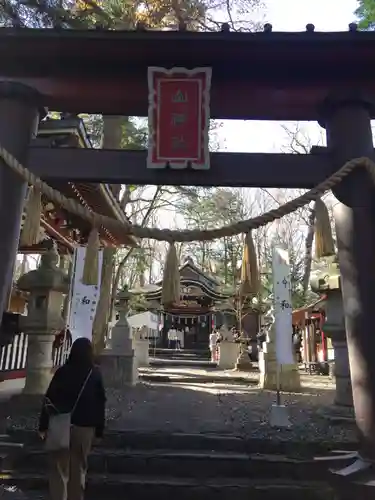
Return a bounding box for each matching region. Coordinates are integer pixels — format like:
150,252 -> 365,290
0,333 -> 72,381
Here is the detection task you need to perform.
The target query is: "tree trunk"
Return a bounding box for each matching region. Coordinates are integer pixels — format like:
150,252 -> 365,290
92,247 -> 116,356
302,207 -> 316,299
223,237 -> 228,284
108,186 -> 163,321
92,115 -> 124,354
102,116 -> 123,200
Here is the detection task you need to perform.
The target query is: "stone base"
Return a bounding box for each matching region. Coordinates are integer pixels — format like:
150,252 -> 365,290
235,347 -> 252,371
23,367 -> 53,396
218,342 -> 240,370
259,362 -> 301,391
134,340 -> 150,367
319,404 -> 355,423
9,393 -> 44,411
99,353 -> 137,388
0,393 -> 44,432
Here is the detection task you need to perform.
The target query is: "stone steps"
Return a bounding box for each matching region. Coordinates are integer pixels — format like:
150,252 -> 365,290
149,358 -> 215,368
8,447 -> 357,480
151,348 -> 211,360
6,429 -> 357,456
0,473 -> 335,500
139,373 -> 249,384
2,429 -> 358,499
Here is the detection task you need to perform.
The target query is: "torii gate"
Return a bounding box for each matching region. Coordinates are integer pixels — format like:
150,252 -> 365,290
0,25 -> 375,477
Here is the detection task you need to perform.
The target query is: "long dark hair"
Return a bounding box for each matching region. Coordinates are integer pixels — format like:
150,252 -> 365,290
66,337 -> 94,368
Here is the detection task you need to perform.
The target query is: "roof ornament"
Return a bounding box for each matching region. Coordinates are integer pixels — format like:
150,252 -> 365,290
349,23 -> 358,32
184,256 -> 194,265
136,22 -> 147,31
178,20 -> 187,31
306,23 -> 315,32
263,23 -> 272,33
221,23 -> 230,32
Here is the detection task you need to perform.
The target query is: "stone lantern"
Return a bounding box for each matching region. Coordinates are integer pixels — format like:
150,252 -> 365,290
218,323 -> 240,369
100,285 -> 137,387
310,257 -> 353,419
17,243 -> 69,395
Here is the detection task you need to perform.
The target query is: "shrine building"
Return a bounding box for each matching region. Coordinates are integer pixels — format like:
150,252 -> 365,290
132,257 -> 230,349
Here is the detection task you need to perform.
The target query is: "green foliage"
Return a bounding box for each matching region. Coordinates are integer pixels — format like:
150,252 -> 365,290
81,115 -> 147,149
355,0 -> 375,30
0,0 -> 265,31
178,188 -> 247,287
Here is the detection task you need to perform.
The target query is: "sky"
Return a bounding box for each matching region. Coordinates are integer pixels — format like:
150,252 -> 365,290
222,0 -> 359,153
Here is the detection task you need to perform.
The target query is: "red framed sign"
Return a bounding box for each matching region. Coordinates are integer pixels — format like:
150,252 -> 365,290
147,67 -> 211,170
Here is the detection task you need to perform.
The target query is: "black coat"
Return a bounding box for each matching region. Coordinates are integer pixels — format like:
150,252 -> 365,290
39,363 -> 106,438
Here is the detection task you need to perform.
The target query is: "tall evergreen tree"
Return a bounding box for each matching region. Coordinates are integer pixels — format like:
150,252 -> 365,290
355,0 -> 375,30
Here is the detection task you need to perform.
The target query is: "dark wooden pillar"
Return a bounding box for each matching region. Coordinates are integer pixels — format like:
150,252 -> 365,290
161,312 -> 168,347
321,96 -> 375,460
0,82 -> 41,321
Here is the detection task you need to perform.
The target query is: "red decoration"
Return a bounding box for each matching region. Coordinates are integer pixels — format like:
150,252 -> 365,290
147,67 -> 211,169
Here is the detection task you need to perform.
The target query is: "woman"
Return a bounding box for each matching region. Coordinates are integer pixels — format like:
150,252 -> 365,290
39,337 -> 106,500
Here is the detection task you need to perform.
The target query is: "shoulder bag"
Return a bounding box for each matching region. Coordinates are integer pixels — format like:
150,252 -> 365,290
45,369 -> 92,452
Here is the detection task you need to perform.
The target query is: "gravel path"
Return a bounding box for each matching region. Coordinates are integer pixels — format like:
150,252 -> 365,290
3,367 -> 357,443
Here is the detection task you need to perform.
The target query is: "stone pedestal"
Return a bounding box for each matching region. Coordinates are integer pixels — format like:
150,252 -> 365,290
100,286 -> 137,388
218,341 -> 240,369
235,340 -> 252,371
16,244 -> 68,396
259,339 -> 300,391
134,339 -> 150,367
310,261 -> 354,420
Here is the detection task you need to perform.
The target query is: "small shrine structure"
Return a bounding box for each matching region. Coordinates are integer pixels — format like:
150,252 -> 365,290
132,257 -> 230,349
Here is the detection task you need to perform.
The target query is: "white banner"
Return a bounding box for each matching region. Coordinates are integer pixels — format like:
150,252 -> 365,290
272,246 -> 295,365
68,247 -> 103,343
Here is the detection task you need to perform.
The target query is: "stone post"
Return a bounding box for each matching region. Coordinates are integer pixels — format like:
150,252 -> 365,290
0,82 -> 42,321
310,259 -> 354,420
235,302 -> 253,371
134,325 -> 150,367
235,339 -> 252,370
218,324 -> 240,370
259,306 -> 300,391
100,286 -> 138,387
17,243 -> 68,395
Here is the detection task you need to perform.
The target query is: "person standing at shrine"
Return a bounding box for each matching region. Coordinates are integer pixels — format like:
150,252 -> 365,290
209,330 -> 218,362
168,326 -> 176,349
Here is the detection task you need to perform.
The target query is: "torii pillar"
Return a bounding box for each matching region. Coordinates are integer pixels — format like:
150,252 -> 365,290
0,82 -> 41,320
320,93 -> 375,477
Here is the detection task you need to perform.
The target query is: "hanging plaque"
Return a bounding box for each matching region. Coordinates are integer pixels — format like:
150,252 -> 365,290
147,67 -> 211,169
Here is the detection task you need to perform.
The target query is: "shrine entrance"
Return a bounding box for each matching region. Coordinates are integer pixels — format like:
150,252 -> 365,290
133,256 -> 231,350
0,27 -> 375,497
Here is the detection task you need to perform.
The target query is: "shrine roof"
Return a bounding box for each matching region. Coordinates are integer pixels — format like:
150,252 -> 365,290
2,28 -> 375,120
32,117 -> 137,248
137,277 -> 230,302
292,295 -> 327,324
155,257 -> 219,287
